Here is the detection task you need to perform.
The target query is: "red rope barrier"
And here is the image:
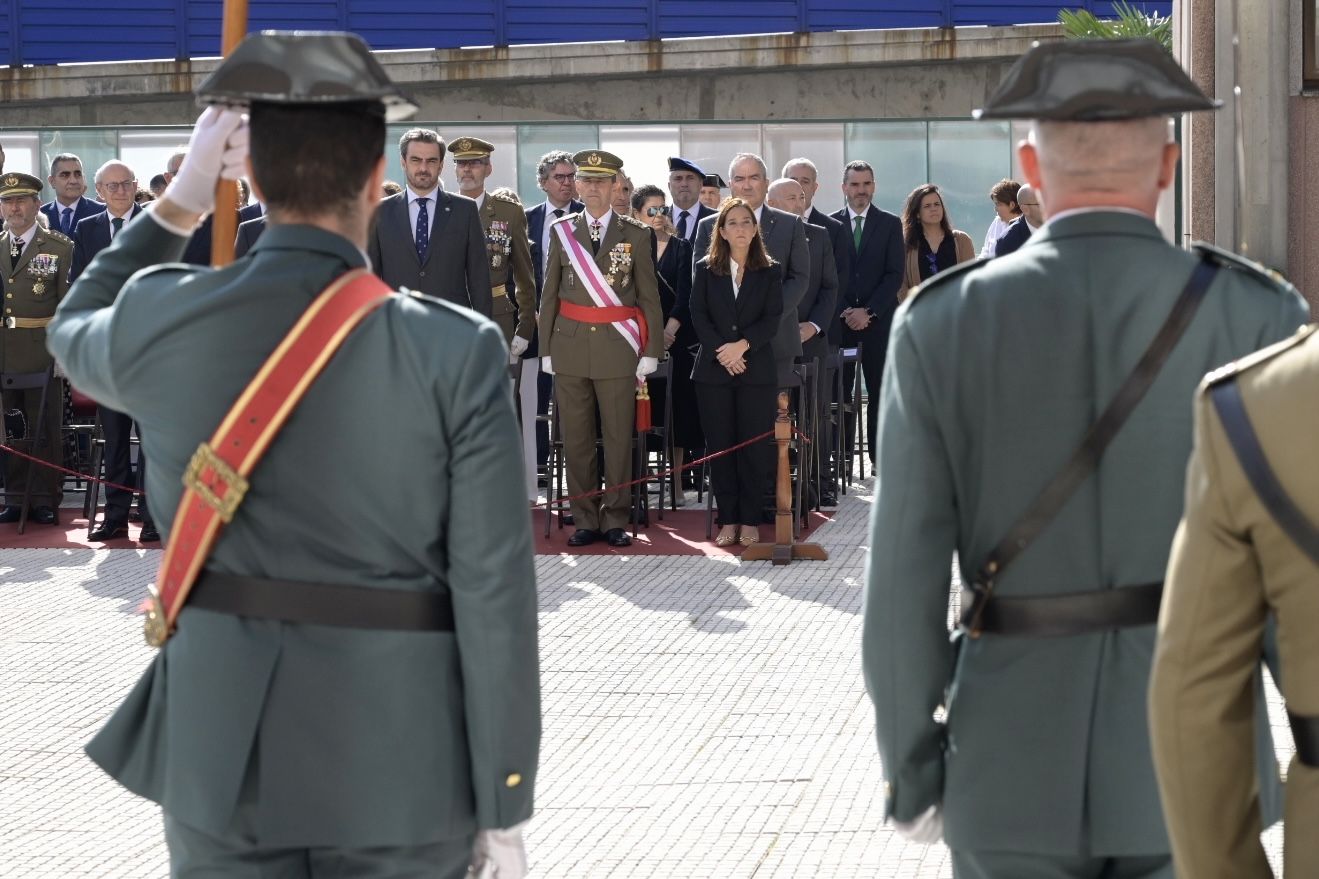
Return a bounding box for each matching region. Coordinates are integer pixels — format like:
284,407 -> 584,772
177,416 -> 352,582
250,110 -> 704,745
0,441 -> 144,495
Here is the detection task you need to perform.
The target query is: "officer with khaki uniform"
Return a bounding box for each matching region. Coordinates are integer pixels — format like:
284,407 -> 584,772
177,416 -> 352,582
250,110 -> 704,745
0,172 -> 72,525
450,136 -> 536,353
1151,325 -> 1319,878
539,150 -> 662,548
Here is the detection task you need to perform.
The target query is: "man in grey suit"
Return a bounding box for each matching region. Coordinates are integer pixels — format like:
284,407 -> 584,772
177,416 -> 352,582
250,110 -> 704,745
368,128 -> 492,317
49,32 -> 538,878
863,39 -> 1300,878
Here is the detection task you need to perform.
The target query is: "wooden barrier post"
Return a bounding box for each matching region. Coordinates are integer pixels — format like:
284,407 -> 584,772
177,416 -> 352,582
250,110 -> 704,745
742,391 -> 828,565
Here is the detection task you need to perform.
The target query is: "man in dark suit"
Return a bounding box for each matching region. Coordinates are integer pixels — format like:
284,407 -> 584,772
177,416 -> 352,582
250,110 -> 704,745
832,160 -> 903,466
234,213 -> 265,257
69,160 -> 157,542
523,150 -> 583,490
41,153 -> 105,236
667,156 -> 714,252
783,157 -> 850,307
994,184 -> 1045,257
367,129 -> 490,317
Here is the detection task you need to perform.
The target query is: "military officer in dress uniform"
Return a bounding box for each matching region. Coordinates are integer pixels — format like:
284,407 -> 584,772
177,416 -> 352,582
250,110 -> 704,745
450,136 -> 536,355
539,149 -> 663,548
862,39 -> 1308,878
0,172 -> 72,525
1151,326 -> 1319,879
48,33 -> 538,878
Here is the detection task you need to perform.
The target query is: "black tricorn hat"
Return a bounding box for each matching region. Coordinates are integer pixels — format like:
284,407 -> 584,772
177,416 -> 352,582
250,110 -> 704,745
196,31 -> 419,122
975,38 -> 1219,121
702,174 -> 727,189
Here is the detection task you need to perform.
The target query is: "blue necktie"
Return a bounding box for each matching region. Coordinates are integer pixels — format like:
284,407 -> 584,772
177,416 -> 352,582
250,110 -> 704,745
415,197 -> 429,263
61,207 -> 73,235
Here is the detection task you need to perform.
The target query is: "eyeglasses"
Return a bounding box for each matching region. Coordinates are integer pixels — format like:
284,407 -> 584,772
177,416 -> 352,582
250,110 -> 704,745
1018,202 -> 1040,207
99,180 -> 137,193
548,173 -> 575,184
645,205 -> 670,217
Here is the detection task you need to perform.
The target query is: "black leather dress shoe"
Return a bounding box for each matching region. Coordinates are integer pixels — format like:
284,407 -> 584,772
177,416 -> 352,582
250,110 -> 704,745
128,508 -> 143,523
138,524 -> 161,542
605,528 -> 632,547
0,506 -> 19,524
566,529 -> 599,547
89,520 -> 129,541
30,506 -> 58,526
821,490 -> 838,507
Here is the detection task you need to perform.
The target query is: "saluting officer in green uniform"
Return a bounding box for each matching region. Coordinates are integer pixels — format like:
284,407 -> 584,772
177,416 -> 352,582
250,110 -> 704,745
0,172 -> 72,525
862,39 -> 1308,878
1151,326 -> 1319,878
48,33 -> 538,878
450,136 -> 536,355
539,149 -> 663,548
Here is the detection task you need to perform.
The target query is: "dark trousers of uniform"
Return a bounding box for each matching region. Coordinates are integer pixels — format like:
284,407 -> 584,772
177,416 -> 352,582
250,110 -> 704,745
697,379 -> 775,527
951,851 -> 1172,879
536,372 -> 553,468
99,405 -> 152,525
1,378 -> 62,508
840,318 -> 889,466
556,373 -> 634,533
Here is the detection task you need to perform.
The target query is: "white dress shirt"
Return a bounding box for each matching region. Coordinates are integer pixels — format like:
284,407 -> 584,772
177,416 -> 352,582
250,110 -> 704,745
407,185 -> 440,242
673,204 -> 699,243
730,257 -> 742,299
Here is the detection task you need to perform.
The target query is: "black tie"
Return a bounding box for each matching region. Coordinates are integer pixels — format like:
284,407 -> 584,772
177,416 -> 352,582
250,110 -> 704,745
111,216 -> 124,236
553,208 -> 565,220
676,210 -> 689,240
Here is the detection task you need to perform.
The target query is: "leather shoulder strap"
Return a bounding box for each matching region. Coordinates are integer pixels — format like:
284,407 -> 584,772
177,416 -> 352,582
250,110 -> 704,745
962,256 -> 1219,633
1210,379 -> 1319,566
144,268 -> 394,646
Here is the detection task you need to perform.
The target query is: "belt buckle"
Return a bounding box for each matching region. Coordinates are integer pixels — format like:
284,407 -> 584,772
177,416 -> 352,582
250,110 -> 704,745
183,442 -> 249,523
143,584 -> 170,648
3,316 -> 14,329
959,580 -> 993,639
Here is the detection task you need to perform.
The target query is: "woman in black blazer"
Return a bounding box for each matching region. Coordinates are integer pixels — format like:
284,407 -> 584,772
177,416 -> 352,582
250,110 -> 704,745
689,198 -> 783,546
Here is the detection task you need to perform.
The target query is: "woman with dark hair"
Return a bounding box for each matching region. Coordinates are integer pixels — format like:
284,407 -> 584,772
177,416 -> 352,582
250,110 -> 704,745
897,183 -> 975,303
632,183 -> 702,500
689,198 -> 783,546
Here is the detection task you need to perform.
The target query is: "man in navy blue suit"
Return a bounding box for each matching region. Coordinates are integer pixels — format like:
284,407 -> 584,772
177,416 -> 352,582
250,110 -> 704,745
831,160 -> 903,467
41,153 -> 105,236
667,156 -> 714,251
522,150 -> 582,495
994,184 -> 1045,257
69,159 -> 156,542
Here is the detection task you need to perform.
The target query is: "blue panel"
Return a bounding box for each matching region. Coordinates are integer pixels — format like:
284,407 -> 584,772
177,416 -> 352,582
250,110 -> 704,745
953,1 -> 1171,26
505,0 -> 649,44
21,0 -> 180,64
0,0 -> 11,66
659,1 -> 800,38
806,0 -> 944,31
349,1 -> 498,49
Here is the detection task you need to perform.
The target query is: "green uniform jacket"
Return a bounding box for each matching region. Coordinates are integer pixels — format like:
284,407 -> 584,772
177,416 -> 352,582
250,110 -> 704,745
46,214 -> 540,848
1151,326 -> 1319,878
538,211 -> 664,377
2,225 -> 72,372
480,191 -> 536,344
863,211 -> 1307,856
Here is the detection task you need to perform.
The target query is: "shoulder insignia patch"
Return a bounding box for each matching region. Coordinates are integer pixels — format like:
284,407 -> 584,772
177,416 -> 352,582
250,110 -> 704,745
550,212 -> 578,226
617,214 -> 648,229
906,256 -> 989,305
42,229 -> 73,247
1205,323 -> 1317,386
1192,241 -> 1289,286
491,191 -> 520,206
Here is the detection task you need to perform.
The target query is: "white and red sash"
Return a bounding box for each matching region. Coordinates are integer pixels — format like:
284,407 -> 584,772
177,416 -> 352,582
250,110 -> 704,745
553,219 -> 644,354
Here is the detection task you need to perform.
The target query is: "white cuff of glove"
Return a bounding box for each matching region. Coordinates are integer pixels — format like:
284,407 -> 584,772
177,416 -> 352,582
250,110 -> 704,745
892,804 -> 943,844
164,106 -> 250,216
470,823 -> 528,878
540,356 -> 554,375
510,336 -> 530,358
636,356 -> 659,377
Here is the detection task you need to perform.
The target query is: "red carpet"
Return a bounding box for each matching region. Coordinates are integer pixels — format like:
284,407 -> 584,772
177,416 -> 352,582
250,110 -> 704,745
0,515 -> 157,550
533,508 -> 834,557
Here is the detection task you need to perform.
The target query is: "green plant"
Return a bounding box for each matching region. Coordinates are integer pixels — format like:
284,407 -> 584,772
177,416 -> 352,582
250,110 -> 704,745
1058,2 -> 1173,50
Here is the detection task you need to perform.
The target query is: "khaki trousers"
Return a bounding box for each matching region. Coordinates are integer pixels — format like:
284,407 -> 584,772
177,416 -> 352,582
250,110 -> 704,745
555,373 -> 634,533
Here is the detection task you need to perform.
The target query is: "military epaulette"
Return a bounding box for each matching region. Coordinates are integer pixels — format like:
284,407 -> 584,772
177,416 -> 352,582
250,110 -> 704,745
549,212 -> 578,226
1192,241 -> 1289,287
41,229 -> 73,247
616,214 -> 648,229
1204,323 -> 1317,387
490,191 -> 520,206
906,256 -> 989,305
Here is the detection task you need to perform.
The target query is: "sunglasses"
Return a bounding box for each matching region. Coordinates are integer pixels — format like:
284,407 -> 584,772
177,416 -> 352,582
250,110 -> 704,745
646,205 -> 671,217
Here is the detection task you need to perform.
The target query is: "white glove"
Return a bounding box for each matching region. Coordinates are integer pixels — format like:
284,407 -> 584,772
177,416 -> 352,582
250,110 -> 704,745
165,107 -> 250,215
636,356 -> 659,377
510,336 -> 530,359
893,804 -> 943,844
540,356 -> 554,375
470,825 -> 528,878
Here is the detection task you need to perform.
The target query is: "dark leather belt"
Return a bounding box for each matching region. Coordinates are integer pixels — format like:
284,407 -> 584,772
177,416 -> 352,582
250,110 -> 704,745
1291,710 -> 1319,768
188,571 -> 455,632
961,582 -> 1163,638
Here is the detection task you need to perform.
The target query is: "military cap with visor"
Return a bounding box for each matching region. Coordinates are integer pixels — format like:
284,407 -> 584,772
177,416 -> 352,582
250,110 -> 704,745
195,31 -> 418,122
450,137 -> 495,160
0,173 -> 43,199
573,149 -> 624,178
975,37 -> 1220,121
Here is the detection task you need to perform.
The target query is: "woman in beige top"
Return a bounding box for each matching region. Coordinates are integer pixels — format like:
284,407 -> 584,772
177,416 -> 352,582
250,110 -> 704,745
897,183 -> 975,303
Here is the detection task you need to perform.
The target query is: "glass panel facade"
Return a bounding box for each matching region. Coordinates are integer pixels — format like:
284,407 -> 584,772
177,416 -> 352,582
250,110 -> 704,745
516,124 -> 598,207
763,123 -> 845,215
1,133 -> 42,177
679,125 -> 762,187
118,130 -> 191,190
845,121 -> 927,217
41,129 -> 117,201
929,119 -> 1014,253
600,125 -> 680,204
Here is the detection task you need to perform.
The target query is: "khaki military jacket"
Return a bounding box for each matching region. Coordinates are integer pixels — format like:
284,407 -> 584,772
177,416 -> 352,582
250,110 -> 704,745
538,211 -> 663,379
479,191 -> 536,343
1,225 -> 72,374
1151,325 -> 1319,879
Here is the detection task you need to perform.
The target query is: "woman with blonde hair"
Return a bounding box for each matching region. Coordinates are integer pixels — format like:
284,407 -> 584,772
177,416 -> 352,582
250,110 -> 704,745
898,183 -> 975,303
689,198 -> 783,546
